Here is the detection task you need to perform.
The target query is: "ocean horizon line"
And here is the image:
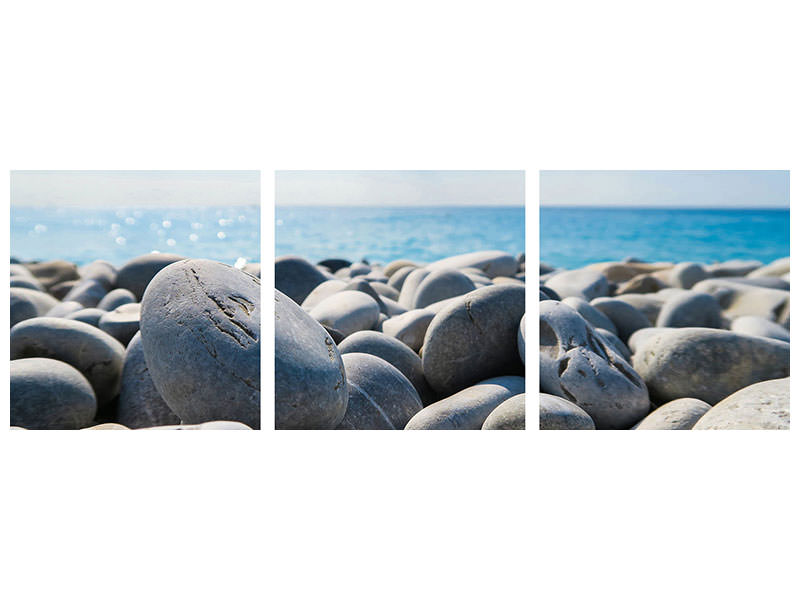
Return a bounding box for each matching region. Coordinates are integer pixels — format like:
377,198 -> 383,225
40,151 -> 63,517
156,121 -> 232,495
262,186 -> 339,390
541,204 -> 788,210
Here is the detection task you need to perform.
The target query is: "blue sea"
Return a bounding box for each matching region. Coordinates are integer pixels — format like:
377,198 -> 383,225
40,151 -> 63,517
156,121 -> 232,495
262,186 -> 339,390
540,207 -> 790,270
275,205 -> 525,264
10,205 -> 260,267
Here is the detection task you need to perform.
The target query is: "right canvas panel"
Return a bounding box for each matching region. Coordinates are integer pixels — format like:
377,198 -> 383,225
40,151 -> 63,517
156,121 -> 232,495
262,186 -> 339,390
539,170 -> 790,430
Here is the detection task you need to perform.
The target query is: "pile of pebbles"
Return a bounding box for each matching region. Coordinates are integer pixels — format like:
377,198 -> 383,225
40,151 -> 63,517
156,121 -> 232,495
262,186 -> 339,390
276,250 -> 526,429
10,254 -> 261,430
539,256 -> 790,430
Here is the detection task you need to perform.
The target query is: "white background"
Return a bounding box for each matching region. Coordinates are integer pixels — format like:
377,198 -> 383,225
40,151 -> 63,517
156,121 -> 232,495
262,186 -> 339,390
2,1 -> 798,599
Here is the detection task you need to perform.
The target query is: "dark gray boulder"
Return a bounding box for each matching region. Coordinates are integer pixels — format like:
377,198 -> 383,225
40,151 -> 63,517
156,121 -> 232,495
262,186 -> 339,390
62,278 -> 109,308
98,303 -> 141,347
275,255 -> 332,305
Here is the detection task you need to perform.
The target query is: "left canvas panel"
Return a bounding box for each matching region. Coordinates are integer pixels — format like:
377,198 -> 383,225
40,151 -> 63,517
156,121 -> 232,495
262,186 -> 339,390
9,170 -> 261,430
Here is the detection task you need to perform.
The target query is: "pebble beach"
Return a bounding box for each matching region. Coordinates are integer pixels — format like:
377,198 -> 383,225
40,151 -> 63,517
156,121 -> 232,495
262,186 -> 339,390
539,256 -> 790,430
10,254 -> 261,430
275,250 -> 526,430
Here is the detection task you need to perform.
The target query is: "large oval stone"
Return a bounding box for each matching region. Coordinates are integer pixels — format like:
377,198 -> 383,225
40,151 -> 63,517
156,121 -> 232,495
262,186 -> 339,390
140,259 -> 260,428
405,375 -> 524,430
426,250 -> 518,278
633,398 -> 712,430
10,317 -> 125,406
337,353 -> 422,429
11,357 -> 97,429
632,328 -> 790,405
422,285 -> 525,396
539,393 -> 595,430
481,393 -> 525,430
655,291 -> 722,329
62,279 -> 107,307
308,290 -> 380,338
11,288 -> 59,326
411,269 -> 475,309
545,269 -> 609,301
275,290 -> 347,429
380,308 -> 436,352
97,288 -> 137,311
692,378 -> 789,430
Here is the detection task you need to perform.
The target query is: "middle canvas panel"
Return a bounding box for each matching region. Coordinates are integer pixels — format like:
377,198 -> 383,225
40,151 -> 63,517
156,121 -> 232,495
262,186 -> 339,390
275,170 -> 526,430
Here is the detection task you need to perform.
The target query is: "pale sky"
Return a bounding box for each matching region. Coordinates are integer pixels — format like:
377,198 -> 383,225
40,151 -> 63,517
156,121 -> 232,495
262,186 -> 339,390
276,170 -> 525,206
540,170 -> 789,207
11,170 -> 260,207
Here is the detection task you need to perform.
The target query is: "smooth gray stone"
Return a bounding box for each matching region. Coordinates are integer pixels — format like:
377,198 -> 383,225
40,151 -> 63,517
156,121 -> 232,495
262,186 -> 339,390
633,398 -> 712,430
462,268 -> 493,286
539,393 -> 595,430
241,262 -> 261,278
62,278 -> 108,308
49,280 -> 80,300
705,259 -> 763,278
481,393 -> 525,430
347,262 -> 371,277
655,291 -> 722,328
426,250 -> 518,278
98,303 -> 141,347
746,257 -> 789,279
275,255 -> 333,305
730,315 -> 790,342
562,296 -> 618,335
97,288 -> 137,311
337,353 -> 423,429
45,300 -> 85,318
397,268 -> 431,308
384,259 -> 419,278
424,293 -> 469,314
405,376 -> 524,430
381,308 -> 436,352
11,288 -> 59,326
309,290 -> 380,338
711,276 -> 789,291
693,278 -> 790,325
67,308 -> 106,328
422,285 -> 525,396
668,262 -> 708,289
301,279 -> 349,309
10,264 -> 33,278
117,332 -> 180,429
627,327 -> 673,354
539,285 -> 560,301
615,273 -> 669,295
10,276 -> 45,291
518,314 -> 526,364
632,328 -> 790,405
275,289 -> 347,429
317,258 -> 351,272
595,328 -> 631,362
614,293 -> 665,325
370,281 -> 400,301
493,276 -> 524,286
142,421 -> 254,430
10,317 -> 125,406
540,300 -> 649,429
115,253 -> 185,300
590,297 -> 651,343
545,268 -> 609,301
140,259 -> 260,428
344,278 -> 387,313
378,295 -> 407,316
79,260 -> 117,290
10,357 -> 97,430
692,377 -> 789,430
24,260 -> 80,290
387,265 -> 416,291
411,268 -> 475,309
373,313 -> 389,331
339,330 -> 435,406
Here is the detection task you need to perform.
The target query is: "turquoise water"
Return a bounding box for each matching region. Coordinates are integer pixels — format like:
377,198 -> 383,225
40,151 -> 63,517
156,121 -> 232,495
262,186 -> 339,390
10,205 -> 260,267
276,205 -> 525,263
540,207 -> 790,270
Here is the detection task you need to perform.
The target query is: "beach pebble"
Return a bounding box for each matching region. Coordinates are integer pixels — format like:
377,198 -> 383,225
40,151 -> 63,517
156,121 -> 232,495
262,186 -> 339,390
383,259 -> 419,278
655,291 -> 722,329
614,293 -> 665,325
730,315 -> 790,342
594,328 -> 631,362
397,268 -> 431,308
632,327 -> 790,405
545,268 -> 609,301
343,278 -> 387,313
422,284 -> 525,396
481,393 -> 525,430
140,259 -> 260,428
746,257 -> 789,279
540,300 -> 649,429
561,296 -> 618,335
668,262 -> 708,289
308,290 -> 380,338
336,353 -> 422,429
539,393 -> 595,430
627,327 -> 672,354
426,250 -> 518,279
67,308 -> 106,327
405,375 -> 524,430
98,303 -> 141,346
10,276 -> 45,291
11,288 -> 59,326
79,260 -> 117,290
339,330 -> 435,405
590,297 -> 651,343
387,265 -> 416,291
615,274 -> 668,295
411,268 -> 475,309
317,258 -> 351,272
62,278 -> 109,308
370,281 -> 400,301
10,317 -> 125,406
117,332 -> 180,429
45,300 -> 85,318
49,280 -> 80,300
275,255 -> 333,305
693,278 -> 789,325
10,357 -> 97,430
300,279 -> 349,309
705,259 -> 763,278
275,290 -> 347,429
380,308 -> 436,352
115,253 -> 185,300
633,398 -> 712,430
97,288 -> 137,311
24,260 -> 80,290
693,377 -> 789,430
11,264 -> 33,278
